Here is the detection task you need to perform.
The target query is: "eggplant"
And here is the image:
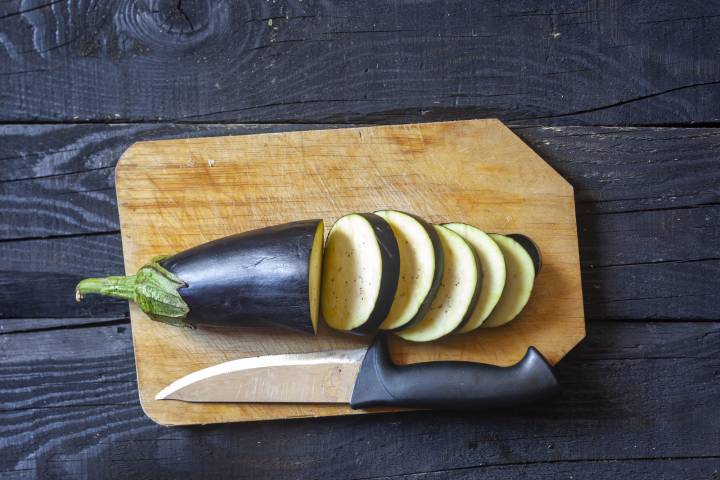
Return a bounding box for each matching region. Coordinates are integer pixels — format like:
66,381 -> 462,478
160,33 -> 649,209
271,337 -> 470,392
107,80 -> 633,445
396,225 -> 481,342
443,223 -> 506,333
506,233 -> 542,274
320,213 -> 400,334
374,210 -> 444,331
75,219 -> 325,334
481,233 -> 537,328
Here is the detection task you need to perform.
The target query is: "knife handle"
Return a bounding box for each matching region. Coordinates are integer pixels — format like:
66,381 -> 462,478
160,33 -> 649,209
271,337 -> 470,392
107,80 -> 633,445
350,335 -> 560,410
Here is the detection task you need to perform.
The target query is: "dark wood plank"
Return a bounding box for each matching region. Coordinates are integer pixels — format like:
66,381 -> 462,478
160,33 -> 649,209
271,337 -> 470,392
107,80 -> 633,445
3,125 -> 718,240
0,233 -> 128,323
579,206 -> 720,267
368,458 -> 720,480
1,2 -> 718,477
0,124 -> 319,240
0,167 -> 119,241
1,1 -> 720,125
584,260 -> 720,320
1,321 -> 718,479
0,270 -> 129,319
4,213 -> 719,321
579,205 -> 720,320
0,233 -> 122,275
515,126 -> 720,214
2,124 -> 719,322
0,317 -> 126,334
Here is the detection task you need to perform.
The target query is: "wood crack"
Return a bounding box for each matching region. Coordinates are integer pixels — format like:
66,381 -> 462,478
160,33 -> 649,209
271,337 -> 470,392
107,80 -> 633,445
0,0 -> 68,21
492,9 -> 592,18
510,80 -> 720,122
0,230 -> 120,244
638,14 -> 720,24
0,318 -> 129,336
0,402 -> 134,414
588,257 -> 720,270
181,99 -> 384,120
578,202 -> 720,216
350,455 -> 720,480
0,165 -> 114,185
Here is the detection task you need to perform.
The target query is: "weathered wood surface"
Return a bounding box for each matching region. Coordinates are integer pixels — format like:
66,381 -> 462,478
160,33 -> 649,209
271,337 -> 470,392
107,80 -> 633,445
1,123 -> 719,477
2,125 -> 718,326
1,0 -> 719,476
1,1 -> 720,125
1,321 -> 718,479
114,119 -> 585,424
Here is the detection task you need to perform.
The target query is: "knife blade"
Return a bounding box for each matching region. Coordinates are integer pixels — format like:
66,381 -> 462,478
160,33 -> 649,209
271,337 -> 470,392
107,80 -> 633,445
156,335 -> 560,410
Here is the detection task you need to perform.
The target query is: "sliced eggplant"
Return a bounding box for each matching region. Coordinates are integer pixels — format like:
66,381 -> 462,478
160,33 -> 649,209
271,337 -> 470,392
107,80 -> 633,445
481,233 -> 536,328
374,210 -> 443,331
75,220 -> 325,334
396,225 -> 481,342
443,223 -> 506,333
321,213 -> 400,334
506,233 -> 542,274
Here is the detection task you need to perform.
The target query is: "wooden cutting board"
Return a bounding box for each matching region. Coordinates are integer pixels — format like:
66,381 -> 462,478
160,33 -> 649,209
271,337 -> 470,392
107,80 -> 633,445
116,119 -> 585,426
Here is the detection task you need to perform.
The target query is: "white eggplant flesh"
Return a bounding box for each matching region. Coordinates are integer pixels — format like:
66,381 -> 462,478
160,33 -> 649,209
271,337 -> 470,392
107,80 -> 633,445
321,213 -> 399,333
308,221 -> 325,333
375,210 -> 443,331
397,225 -> 480,342
482,234 -> 536,328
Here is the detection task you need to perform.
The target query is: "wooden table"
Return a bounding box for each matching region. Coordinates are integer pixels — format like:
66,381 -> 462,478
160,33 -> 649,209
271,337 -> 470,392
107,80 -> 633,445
1,1 -> 718,478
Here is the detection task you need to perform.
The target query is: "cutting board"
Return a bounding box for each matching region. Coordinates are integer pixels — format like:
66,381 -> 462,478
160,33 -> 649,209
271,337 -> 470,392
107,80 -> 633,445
116,119 -> 585,426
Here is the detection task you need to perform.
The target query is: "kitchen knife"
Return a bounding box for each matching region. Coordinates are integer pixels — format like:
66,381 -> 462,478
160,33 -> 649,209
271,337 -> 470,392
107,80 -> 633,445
156,335 -> 560,410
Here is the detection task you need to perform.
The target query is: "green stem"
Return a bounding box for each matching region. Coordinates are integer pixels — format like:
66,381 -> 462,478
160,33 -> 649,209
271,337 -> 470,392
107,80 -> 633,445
75,256 -> 192,328
75,275 -> 138,302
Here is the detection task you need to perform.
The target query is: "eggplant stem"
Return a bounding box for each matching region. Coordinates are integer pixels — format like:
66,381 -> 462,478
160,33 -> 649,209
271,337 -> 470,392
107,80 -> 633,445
75,275 -> 138,302
74,257 -> 192,328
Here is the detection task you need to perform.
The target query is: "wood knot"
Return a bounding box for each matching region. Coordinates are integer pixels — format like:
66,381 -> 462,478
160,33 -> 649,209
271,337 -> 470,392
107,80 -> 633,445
115,0 -> 234,51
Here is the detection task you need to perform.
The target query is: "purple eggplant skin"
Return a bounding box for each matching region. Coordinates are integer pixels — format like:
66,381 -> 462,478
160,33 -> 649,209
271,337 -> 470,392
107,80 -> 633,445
160,219 -> 322,334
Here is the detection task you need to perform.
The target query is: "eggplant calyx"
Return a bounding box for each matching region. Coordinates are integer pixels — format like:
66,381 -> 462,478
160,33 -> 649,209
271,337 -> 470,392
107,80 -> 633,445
75,256 -> 193,328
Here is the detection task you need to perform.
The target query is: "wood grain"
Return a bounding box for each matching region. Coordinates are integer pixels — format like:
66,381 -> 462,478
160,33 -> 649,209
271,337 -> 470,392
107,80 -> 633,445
0,124 -> 323,241
2,124 -> 718,325
368,459 -> 720,480
1,0 -> 719,474
115,119 -> 584,425
1,321 -> 718,479
3,124 -> 718,239
1,1 -> 719,125
2,123 -> 717,475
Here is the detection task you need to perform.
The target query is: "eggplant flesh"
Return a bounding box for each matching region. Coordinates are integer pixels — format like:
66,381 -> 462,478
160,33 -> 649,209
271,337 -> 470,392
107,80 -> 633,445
481,233 -> 536,328
321,213 -> 400,334
375,210 -> 443,331
307,221 -> 325,333
396,225 -> 480,342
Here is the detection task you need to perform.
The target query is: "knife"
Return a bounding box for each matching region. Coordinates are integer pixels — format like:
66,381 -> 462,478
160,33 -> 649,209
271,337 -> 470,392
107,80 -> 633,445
156,335 -> 560,410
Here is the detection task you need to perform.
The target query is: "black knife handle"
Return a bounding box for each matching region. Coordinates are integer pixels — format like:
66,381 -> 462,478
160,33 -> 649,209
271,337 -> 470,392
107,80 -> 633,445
350,335 -> 560,410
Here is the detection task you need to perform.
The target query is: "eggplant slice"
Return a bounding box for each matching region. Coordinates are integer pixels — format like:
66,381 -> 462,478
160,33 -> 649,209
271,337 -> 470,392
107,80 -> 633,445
444,223 -> 506,333
481,234 -> 536,328
374,210 -> 443,331
321,213 -> 400,334
506,233 -> 542,274
75,219 -> 325,334
396,225 -> 480,342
